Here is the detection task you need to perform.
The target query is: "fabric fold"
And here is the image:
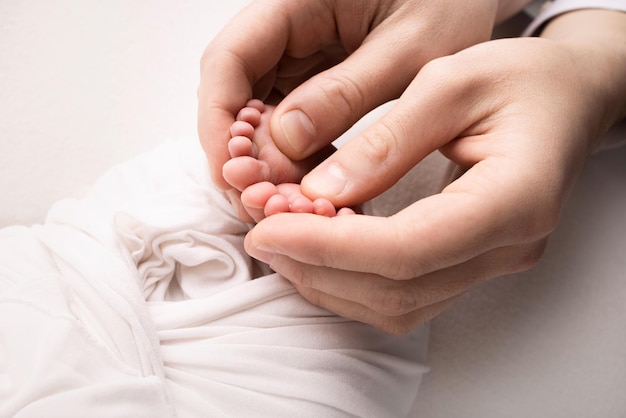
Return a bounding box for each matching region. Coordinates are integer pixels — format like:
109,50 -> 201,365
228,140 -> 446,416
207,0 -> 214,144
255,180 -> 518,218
1,138 -> 428,417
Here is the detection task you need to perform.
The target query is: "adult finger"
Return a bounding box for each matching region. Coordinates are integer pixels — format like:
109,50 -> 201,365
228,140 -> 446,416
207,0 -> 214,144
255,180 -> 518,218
267,0 -> 496,162
294,283 -> 461,335
246,154 -> 557,281
297,54 -> 499,208
288,237 -> 544,334
248,231 -> 547,334
268,27 -> 424,161
248,239 -> 547,317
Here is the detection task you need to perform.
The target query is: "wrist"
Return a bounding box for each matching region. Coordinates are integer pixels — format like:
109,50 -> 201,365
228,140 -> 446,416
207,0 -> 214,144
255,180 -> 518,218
541,10 -> 626,149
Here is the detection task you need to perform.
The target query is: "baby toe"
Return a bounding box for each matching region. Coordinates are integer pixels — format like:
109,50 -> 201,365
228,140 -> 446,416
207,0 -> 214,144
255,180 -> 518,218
230,120 -> 254,138
237,106 -> 262,126
313,198 -> 337,217
228,135 -> 255,158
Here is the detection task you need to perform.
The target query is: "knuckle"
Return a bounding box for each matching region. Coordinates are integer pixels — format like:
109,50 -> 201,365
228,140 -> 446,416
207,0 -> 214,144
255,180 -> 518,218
527,199 -> 561,239
518,201 -> 561,243
538,203 -> 561,236
300,286 -> 322,307
384,258 -> 420,281
318,70 -> 366,121
514,240 -> 548,273
289,266 -> 314,287
418,55 -> 458,86
358,121 -> 398,167
371,283 -> 421,317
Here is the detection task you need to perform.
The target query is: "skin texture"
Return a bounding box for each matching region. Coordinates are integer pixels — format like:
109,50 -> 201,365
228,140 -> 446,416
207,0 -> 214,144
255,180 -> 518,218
224,99 -> 356,222
198,1 -> 626,334
243,9 -> 626,334
199,0 -> 501,192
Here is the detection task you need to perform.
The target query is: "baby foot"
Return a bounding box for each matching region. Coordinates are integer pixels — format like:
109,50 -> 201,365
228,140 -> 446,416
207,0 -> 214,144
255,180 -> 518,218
241,181 -> 356,223
222,99 -> 334,192
223,99 -> 353,223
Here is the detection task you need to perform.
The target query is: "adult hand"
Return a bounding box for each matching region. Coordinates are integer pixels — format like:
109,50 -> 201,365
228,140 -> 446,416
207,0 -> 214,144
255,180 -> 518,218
199,0 -> 512,195
245,10 -> 626,334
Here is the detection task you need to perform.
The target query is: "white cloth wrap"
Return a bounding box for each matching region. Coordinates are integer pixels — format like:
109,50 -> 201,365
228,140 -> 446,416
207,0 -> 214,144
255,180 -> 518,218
0,138 -> 428,417
523,0 -> 626,35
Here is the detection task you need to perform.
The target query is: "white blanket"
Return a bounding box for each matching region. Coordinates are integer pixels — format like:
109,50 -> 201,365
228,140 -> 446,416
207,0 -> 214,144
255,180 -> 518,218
0,139 -> 428,417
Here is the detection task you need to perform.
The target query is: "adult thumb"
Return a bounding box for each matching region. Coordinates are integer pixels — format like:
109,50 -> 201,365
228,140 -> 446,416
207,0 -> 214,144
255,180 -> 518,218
268,31 -> 424,162
299,57 -> 484,207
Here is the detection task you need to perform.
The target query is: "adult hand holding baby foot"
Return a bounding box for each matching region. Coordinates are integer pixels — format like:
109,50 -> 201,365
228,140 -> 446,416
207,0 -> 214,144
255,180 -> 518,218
198,0 -> 510,220
244,10 -> 626,333
199,1 -> 626,333
222,99 -> 342,222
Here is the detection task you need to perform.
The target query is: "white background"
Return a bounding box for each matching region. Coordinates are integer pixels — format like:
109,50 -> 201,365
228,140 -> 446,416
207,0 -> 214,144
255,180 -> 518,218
0,0 -> 249,226
1,2 -> 625,417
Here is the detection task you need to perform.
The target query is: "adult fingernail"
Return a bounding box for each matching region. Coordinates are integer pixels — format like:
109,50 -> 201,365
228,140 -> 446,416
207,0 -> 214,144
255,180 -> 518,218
305,163 -> 347,198
251,242 -> 277,254
247,238 -> 281,256
246,243 -> 274,263
280,109 -> 316,155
